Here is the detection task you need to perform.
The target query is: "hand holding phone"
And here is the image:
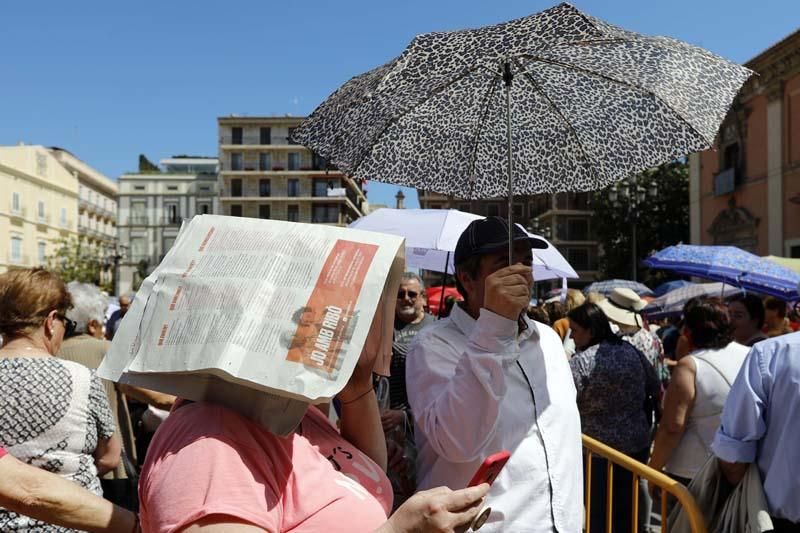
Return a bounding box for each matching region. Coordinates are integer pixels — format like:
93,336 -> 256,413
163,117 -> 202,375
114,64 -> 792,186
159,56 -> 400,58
468,450 -> 511,487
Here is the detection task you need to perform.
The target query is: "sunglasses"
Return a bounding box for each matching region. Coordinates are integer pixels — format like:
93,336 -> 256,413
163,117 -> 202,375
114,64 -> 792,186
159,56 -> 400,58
55,314 -> 77,337
397,289 -> 419,300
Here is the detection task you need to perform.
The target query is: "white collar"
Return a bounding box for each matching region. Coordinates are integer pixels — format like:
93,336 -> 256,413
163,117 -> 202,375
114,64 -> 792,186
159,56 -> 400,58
450,303 -> 539,342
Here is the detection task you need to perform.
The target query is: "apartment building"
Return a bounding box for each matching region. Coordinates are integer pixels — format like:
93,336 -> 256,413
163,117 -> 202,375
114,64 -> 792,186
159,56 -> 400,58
50,148 -> 118,251
0,145 -> 79,271
117,156 -> 219,293
217,116 -> 367,225
418,190 -> 599,283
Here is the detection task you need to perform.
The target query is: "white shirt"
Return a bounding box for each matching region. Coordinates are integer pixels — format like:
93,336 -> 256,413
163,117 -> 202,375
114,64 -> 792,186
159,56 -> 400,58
407,305 -> 583,532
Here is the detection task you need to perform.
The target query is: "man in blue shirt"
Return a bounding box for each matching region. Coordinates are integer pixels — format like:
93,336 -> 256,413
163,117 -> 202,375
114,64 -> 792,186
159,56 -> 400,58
712,331 -> 800,532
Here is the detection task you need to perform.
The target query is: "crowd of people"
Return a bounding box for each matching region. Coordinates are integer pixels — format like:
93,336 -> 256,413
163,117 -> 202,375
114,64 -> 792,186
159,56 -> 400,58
0,215 -> 798,532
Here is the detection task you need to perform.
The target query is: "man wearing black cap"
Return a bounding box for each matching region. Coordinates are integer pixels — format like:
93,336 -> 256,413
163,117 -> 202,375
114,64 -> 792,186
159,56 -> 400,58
406,217 -> 583,532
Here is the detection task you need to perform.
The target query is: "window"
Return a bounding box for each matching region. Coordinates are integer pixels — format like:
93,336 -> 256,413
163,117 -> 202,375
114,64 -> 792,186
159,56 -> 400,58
199,203 -> 210,215
231,179 -> 243,197
259,153 -> 272,171
287,179 -> 300,197
167,185 -> 178,191
312,204 -> 339,224
260,127 -> 271,145
12,192 -> 20,214
259,179 -> 271,197
134,185 -> 146,191
567,218 -> 589,241
230,153 -> 243,171
287,205 -> 299,222
199,185 -> 211,192
37,242 -> 46,264
288,127 -> 298,145
513,203 -> 524,218
231,127 -> 243,145
790,245 -> 800,259
166,204 -> 179,224
37,201 -> 45,221
259,204 -> 270,219
288,152 -> 300,171
230,205 -> 243,217
130,237 -> 146,261
566,247 -> 591,271
60,207 -> 67,228
487,204 -> 500,217
131,202 -> 147,224
459,204 -> 471,213
10,236 -> 22,263
313,179 -> 333,197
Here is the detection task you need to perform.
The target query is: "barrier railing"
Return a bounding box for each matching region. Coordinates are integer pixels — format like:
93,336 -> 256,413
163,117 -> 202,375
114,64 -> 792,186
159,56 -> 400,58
582,434 -> 707,533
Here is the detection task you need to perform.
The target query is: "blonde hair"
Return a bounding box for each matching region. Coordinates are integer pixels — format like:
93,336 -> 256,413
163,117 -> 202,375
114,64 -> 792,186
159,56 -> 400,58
564,289 -> 586,312
0,268 -> 71,338
584,291 -> 605,305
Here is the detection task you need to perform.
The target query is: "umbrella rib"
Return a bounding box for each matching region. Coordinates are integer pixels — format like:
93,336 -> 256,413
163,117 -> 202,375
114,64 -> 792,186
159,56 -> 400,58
466,70 -> 501,199
348,65 -> 490,177
521,54 -> 713,145
514,58 -> 605,183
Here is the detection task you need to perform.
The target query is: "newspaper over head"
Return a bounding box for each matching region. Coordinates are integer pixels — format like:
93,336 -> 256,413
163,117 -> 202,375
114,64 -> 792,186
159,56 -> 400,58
98,215 -> 405,435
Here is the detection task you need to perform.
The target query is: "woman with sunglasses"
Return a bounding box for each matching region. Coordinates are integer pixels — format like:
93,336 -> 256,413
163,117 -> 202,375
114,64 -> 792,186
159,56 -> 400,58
0,268 -> 121,531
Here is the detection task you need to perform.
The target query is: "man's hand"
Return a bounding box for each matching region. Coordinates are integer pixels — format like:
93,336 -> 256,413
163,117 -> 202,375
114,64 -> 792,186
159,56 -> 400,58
381,484 -> 490,533
381,409 -> 406,432
483,264 -> 533,321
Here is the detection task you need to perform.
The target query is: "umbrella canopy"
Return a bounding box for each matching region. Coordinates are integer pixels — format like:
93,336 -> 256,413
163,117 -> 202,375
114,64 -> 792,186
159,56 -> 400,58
652,280 -> 694,297
764,255 -> 800,276
348,208 -> 577,281
426,286 -> 463,316
643,245 -> 800,300
294,2 -> 751,200
583,279 -> 653,297
643,282 -> 743,320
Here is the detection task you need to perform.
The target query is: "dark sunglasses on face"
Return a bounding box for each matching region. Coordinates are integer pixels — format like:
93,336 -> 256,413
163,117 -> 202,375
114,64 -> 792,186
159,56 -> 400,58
55,314 -> 77,337
397,289 -> 419,299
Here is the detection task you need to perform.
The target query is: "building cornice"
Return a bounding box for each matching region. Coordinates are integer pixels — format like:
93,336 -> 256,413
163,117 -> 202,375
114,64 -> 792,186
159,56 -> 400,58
0,162 -> 78,198
739,30 -> 800,102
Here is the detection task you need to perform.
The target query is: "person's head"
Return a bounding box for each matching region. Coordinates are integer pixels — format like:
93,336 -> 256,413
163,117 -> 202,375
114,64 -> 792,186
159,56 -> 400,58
66,282 -> 108,339
526,305 -> 550,325
564,289 -> 586,313
596,287 -> 648,331
543,301 -> 565,323
682,296 -> 733,350
727,293 -> 765,343
764,296 -> 787,327
0,268 -> 73,354
396,272 -> 425,323
567,302 -> 619,351
454,217 -> 546,317
118,294 -> 132,316
291,306 -> 316,327
584,291 -> 605,304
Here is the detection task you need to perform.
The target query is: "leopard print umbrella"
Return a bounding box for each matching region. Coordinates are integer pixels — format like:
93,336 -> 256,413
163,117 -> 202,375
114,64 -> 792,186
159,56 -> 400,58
293,2 -> 751,200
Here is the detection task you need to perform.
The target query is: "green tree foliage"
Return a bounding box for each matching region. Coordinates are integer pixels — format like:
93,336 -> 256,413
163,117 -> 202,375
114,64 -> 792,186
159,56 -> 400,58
590,160 -> 689,286
138,154 -> 160,173
47,238 -> 113,292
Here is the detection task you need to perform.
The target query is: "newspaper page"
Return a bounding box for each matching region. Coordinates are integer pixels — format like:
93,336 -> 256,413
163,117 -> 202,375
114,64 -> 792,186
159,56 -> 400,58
99,215 -> 404,431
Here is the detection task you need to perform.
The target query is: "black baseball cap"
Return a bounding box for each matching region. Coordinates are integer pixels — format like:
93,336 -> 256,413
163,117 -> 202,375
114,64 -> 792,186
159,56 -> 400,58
454,216 -> 548,265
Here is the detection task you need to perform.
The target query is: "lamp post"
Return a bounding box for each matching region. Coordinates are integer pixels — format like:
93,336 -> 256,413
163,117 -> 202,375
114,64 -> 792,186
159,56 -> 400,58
608,176 -> 658,282
103,243 -> 128,296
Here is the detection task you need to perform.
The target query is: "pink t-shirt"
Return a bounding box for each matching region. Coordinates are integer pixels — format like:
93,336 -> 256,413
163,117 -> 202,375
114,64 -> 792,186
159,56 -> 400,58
140,402 -> 392,533
0,447 -> 6,459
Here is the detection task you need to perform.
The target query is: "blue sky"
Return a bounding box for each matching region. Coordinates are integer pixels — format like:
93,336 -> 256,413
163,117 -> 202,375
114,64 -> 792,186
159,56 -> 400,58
0,1 -> 796,208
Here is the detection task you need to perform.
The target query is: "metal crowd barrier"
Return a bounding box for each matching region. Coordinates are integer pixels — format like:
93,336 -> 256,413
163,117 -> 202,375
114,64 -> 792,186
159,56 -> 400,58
582,434 -> 707,533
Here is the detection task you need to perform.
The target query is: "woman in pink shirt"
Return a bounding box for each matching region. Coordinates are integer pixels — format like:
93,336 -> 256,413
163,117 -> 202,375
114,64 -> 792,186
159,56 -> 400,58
140,344 -> 489,533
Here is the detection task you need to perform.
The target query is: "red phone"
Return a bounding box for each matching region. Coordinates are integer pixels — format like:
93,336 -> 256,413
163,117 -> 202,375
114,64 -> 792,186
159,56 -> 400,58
468,450 -> 511,487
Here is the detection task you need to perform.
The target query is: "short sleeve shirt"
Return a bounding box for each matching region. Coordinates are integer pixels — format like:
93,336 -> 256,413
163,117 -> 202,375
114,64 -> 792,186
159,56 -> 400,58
140,402 -> 392,533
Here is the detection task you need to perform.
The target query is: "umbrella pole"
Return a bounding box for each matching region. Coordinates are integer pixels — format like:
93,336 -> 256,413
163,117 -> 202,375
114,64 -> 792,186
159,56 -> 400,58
503,60 -> 514,265
438,251 -> 450,319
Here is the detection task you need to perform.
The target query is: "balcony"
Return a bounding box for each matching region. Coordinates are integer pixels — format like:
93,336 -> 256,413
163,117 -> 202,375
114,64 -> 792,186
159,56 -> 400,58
127,216 -> 150,226
160,216 -> 182,226
7,252 -> 29,265
9,205 -> 26,220
36,213 -> 51,225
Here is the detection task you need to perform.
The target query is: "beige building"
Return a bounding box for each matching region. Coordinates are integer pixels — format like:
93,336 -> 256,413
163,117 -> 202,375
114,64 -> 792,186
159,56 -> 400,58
0,144 -> 79,271
50,148 -> 118,252
418,190 -> 598,283
217,116 -> 367,225
117,157 -> 219,294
